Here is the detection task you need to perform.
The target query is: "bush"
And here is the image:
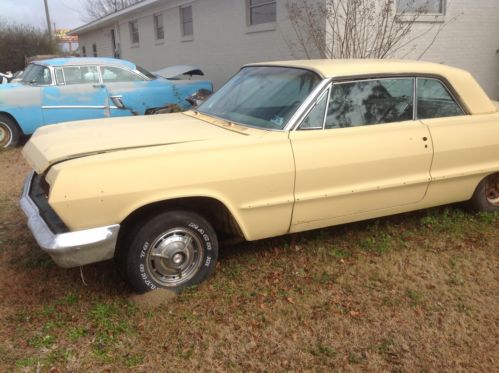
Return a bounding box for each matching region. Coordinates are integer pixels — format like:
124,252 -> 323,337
0,20 -> 58,73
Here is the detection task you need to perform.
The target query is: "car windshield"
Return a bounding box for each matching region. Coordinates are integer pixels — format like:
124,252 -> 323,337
21,63 -> 52,85
198,66 -> 321,130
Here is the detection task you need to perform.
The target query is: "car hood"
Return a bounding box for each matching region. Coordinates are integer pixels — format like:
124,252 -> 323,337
23,112 -> 257,174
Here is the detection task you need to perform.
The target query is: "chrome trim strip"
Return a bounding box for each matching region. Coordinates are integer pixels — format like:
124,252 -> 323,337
286,78 -> 333,131
41,105 -> 107,109
295,85 -> 331,131
321,86 -> 332,130
20,172 -> 120,268
413,77 -> 417,121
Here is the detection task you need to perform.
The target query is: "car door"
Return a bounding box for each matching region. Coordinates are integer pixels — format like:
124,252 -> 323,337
289,77 -> 433,231
42,66 -> 107,125
416,77 -> 499,204
100,65 -> 175,116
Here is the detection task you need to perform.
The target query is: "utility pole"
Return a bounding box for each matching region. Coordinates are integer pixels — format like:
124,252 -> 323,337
43,0 -> 52,37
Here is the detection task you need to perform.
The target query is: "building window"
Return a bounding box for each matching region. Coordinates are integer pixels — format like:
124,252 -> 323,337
92,44 -> 97,57
81,46 -> 86,57
154,13 -> 164,40
397,0 -> 445,14
180,5 -> 193,36
248,0 -> 276,25
129,20 -> 139,44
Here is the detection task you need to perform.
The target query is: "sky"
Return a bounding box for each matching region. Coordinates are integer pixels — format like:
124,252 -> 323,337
0,0 -> 85,31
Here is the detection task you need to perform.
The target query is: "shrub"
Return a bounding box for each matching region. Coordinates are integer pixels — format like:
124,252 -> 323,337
0,20 -> 58,73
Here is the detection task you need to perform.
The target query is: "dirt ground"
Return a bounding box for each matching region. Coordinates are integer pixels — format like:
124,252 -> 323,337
0,148 -> 497,372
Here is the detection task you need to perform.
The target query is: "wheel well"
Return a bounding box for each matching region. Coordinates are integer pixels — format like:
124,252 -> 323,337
0,112 -> 23,135
117,197 -> 245,249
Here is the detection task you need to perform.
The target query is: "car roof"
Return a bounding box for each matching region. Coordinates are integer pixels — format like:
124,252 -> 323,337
34,57 -> 136,70
247,59 -> 459,79
246,59 -> 496,115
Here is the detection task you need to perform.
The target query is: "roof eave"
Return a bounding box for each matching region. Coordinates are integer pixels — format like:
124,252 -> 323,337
68,0 -> 160,36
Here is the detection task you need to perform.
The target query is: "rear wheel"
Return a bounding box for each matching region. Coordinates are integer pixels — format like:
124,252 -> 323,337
117,210 -> 218,293
0,115 -> 20,148
469,173 -> 499,212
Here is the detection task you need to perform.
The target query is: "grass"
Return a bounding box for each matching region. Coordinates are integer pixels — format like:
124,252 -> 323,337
0,148 -> 498,371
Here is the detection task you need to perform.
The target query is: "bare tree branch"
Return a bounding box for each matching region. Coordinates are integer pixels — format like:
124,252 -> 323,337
286,0 -> 458,60
80,0 -> 143,22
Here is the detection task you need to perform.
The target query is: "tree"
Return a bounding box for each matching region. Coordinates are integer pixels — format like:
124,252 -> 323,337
80,0 -> 143,22
286,0 -> 459,60
0,21 -> 58,73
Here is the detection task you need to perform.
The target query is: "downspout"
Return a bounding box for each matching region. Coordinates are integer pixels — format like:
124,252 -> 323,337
114,22 -> 121,58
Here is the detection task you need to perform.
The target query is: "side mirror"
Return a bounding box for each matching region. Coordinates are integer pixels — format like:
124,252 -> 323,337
186,88 -> 212,108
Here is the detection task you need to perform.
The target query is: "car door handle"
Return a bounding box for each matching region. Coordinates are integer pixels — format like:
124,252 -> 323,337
93,84 -> 106,89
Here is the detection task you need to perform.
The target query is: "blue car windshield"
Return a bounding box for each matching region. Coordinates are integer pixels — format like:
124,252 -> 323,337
22,64 -> 52,85
197,66 -> 321,130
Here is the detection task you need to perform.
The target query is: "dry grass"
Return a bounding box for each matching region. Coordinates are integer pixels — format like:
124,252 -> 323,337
0,148 -> 497,372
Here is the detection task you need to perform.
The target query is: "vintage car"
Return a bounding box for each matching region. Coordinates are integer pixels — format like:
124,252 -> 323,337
0,57 -> 212,148
20,60 -> 499,293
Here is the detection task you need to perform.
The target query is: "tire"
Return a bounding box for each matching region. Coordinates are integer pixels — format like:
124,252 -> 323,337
0,114 -> 20,148
469,173 -> 499,212
117,210 -> 219,293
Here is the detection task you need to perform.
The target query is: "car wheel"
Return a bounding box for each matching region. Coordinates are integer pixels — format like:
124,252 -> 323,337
118,210 -> 219,293
469,173 -> 499,212
0,115 -> 20,148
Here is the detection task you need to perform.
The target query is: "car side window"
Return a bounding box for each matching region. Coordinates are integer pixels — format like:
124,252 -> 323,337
101,66 -> 143,82
325,78 -> 414,129
22,65 -> 52,85
417,78 -> 464,119
299,88 -> 329,130
54,68 -> 65,85
63,66 -> 100,85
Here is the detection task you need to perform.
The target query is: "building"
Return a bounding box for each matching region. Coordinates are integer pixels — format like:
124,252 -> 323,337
70,0 -> 499,98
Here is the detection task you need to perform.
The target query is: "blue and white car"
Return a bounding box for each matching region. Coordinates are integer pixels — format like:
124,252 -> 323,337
0,57 -> 213,148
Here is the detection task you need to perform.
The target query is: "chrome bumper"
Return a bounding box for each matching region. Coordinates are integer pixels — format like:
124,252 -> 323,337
20,172 -> 120,268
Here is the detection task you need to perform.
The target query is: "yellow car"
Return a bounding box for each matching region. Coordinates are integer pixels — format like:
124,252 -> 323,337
20,60 -> 499,293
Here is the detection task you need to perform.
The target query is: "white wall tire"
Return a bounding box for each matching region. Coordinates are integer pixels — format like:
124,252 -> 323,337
0,115 -> 20,148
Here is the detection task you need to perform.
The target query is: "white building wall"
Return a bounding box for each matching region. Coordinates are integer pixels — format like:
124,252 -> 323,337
114,0 -> 320,89
78,28 -> 114,58
75,0 -> 499,97
395,0 -> 499,99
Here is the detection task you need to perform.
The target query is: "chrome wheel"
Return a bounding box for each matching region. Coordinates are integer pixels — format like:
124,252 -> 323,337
0,122 -> 12,148
146,228 -> 204,287
485,174 -> 499,206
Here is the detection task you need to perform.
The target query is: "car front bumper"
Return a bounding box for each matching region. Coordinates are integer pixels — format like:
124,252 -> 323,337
20,172 -> 120,268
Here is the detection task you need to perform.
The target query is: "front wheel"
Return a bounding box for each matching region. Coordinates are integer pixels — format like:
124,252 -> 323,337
0,115 -> 20,148
118,210 -> 218,293
469,173 -> 499,212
